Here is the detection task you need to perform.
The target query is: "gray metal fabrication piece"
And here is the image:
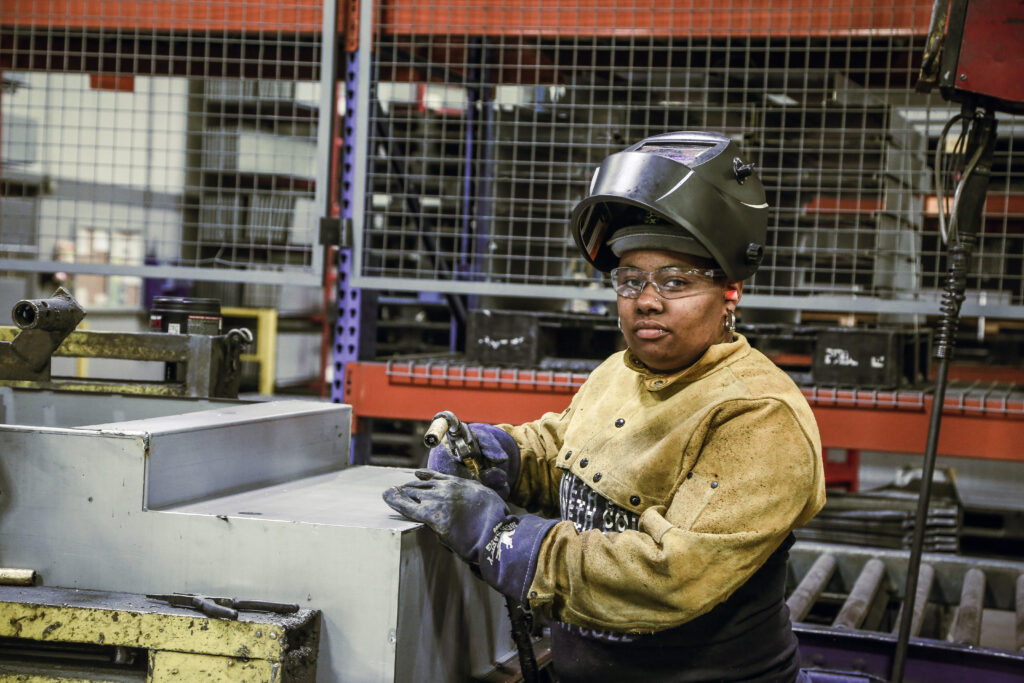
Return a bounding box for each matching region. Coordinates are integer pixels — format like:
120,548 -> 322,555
0,327 -> 253,398
0,389 -> 516,682
0,287 -> 254,399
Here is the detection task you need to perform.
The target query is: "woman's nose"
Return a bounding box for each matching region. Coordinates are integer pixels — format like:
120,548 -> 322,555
635,281 -> 663,309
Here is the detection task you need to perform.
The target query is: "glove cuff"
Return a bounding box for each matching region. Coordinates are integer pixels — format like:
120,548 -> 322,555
477,514 -> 557,603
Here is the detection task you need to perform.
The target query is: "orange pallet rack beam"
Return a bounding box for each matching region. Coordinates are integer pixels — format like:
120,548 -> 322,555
3,0 -> 932,37
344,360 -> 1024,463
380,0 -> 934,38
0,0 -> 323,31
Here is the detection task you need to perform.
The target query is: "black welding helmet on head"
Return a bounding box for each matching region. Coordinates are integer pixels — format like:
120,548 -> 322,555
569,131 -> 769,281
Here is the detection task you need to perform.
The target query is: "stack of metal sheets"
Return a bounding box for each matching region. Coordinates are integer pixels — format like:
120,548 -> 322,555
796,468 -> 961,552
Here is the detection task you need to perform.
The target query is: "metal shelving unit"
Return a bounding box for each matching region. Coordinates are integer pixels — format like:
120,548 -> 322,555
345,0 -> 1024,320
0,0 -> 335,287
330,0 -> 1024,470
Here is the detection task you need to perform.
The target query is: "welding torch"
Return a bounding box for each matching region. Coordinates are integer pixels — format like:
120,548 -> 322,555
423,410 -> 484,477
421,411 -> 540,683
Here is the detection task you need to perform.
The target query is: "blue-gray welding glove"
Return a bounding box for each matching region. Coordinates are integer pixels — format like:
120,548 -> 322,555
426,423 -> 520,500
383,470 -> 555,602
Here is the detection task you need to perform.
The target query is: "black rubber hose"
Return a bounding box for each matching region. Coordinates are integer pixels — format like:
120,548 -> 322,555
505,598 -> 540,683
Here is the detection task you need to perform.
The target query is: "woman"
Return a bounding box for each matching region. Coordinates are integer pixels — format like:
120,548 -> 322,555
384,131 -> 826,682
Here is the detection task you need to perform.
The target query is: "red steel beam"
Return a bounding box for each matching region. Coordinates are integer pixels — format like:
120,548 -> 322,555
811,403 -> 1022,462
345,361 -> 1024,462
1,1 -> 358,72
3,0 -> 932,37
344,361 -> 586,429
925,193 -> 1024,219
802,197 -> 885,216
802,387 -> 1023,462
0,0 -> 325,31
381,0 -> 933,38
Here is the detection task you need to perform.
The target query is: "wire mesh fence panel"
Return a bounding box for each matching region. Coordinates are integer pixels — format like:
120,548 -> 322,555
0,0 -> 329,298
356,0 -> 1024,318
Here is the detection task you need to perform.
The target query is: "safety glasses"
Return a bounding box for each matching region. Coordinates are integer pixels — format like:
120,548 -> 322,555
610,266 -> 723,299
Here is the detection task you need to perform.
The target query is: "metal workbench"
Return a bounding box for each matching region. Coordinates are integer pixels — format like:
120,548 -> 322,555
0,389 -> 517,682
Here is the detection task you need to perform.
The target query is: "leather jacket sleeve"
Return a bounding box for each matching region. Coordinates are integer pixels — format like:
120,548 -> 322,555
499,402 -> 577,518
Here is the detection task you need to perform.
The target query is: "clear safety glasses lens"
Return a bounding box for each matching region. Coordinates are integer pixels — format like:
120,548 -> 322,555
610,267 -> 722,299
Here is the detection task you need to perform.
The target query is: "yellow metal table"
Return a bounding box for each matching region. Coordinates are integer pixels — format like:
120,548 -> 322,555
0,586 -> 319,682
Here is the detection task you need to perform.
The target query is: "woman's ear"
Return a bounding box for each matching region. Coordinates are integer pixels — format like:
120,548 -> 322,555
724,281 -> 743,304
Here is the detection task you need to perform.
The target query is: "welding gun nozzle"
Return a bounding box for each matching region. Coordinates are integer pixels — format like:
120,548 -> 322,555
423,417 -> 449,449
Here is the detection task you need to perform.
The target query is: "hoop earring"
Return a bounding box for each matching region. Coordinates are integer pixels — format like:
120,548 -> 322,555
724,310 -> 736,333
617,317 -> 622,331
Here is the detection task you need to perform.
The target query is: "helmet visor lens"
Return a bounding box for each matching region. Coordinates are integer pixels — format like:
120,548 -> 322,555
610,266 -> 723,300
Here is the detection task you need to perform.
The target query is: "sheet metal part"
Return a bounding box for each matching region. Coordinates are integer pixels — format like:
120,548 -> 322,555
0,585 -> 320,682
795,467 -> 962,552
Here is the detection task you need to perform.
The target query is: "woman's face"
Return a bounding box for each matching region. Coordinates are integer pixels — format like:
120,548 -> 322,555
615,249 -> 741,373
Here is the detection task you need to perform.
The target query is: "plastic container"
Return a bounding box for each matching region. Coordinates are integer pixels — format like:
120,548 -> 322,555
149,297 -> 222,336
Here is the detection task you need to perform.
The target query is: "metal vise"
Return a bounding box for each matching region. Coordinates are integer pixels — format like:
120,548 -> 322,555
0,288 -> 86,381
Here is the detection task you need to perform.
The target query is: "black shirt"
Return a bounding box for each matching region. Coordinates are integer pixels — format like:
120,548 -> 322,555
552,471 -> 801,682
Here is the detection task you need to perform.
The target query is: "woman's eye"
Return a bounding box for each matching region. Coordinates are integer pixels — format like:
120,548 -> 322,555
662,277 -> 690,289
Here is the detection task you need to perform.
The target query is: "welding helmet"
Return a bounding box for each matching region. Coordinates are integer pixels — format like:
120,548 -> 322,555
569,131 -> 768,281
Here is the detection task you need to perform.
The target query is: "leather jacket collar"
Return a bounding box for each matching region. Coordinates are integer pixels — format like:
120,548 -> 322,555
623,333 -> 747,391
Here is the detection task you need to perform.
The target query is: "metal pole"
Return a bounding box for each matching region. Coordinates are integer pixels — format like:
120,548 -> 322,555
890,108 -> 996,682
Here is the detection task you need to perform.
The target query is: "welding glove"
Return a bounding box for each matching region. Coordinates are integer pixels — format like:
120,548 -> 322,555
426,423 -> 520,500
383,470 -> 556,602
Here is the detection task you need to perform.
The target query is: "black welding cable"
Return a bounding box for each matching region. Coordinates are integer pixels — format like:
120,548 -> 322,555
933,112 -> 966,245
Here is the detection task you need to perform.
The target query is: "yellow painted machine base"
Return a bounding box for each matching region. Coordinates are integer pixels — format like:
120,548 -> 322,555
0,586 -> 319,682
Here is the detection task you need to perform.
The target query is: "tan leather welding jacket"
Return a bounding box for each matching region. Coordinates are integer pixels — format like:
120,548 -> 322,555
502,333 -> 826,633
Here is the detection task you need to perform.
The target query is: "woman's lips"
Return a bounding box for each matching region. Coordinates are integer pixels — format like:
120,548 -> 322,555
633,323 -> 667,340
